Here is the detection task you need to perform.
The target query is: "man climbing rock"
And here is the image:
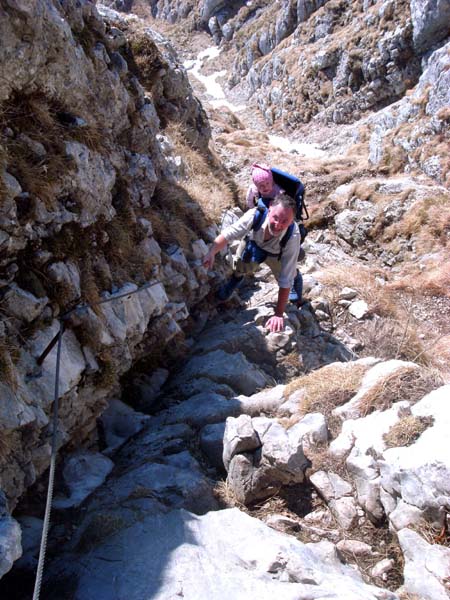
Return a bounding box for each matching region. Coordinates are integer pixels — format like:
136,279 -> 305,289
203,194 -> 301,333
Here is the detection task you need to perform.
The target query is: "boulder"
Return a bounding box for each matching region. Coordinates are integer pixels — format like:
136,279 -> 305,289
399,528 -> 450,600
226,416 -> 310,504
410,0 -> 450,52
170,349 -> 273,396
53,452 -> 114,509
44,508 -> 399,599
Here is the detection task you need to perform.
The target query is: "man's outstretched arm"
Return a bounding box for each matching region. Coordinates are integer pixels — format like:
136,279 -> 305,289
266,286 -> 290,333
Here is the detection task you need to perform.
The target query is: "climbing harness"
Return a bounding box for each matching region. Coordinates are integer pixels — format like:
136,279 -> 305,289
32,278 -> 167,600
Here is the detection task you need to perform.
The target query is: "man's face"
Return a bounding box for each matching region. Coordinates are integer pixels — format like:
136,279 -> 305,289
268,204 -> 294,235
257,181 -> 273,196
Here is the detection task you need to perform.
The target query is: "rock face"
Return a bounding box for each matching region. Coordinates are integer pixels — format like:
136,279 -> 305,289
224,415 -> 311,504
242,0 -> 422,127
0,2 -> 216,510
410,0 -> 450,51
366,40 -> 450,187
139,0 -> 449,143
45,508 -> 399,600
107,1 -> 449,190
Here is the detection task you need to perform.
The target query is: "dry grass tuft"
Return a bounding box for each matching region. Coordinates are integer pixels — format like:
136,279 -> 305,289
317,263 -> 440,364
80,256 -> 102,307
183,176 -> 233,222
391,259 -> 450,299
359,367 -> 444,417
0,436 -> 10,461
213,480 -> 245,509
286,363 -> 368,410
340,520 -> 406,592
284,362 -> 369,438
125,30 -> 167,91
358,317 -> 427,364
379,143 -> 409,174
5,137 -> 67,206
0,143 -> 7,201
285,362 -> 368,401
147,173 -> 232,252
0,340 -> 19,391
383,193 -> 450,254
163,121 -> 236,220
383,415 -> 434,449
318,263 -> 395,317
409,519 -> 450,548
95,349 -> 118,389
306,443 -> 349,478
0,430 -> 12,461
0,92 -> 106,207
147,183 -> 198,251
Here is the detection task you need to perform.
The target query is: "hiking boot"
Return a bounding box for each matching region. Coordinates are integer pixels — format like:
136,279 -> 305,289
216,274 -> 244,301
288,270 -> 303,305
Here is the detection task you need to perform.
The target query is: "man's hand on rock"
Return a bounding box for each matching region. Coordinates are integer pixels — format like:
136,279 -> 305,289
265,315 -> 285,333
202,250 -> 215,270
202,235 -> 228,271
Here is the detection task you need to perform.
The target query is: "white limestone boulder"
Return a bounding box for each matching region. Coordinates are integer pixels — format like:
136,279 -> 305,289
0,515 -> 22,578
223,414 -> 261,471
27,321 -> 86,405
226,416 -> 310,504
45,507 -> 399,599
53,451 -> 114,509
379,385 -> 450,523
99,398 -> 151,454
3,284 -> 48,323
398,528 -> 450,600
155,392 -> 241,429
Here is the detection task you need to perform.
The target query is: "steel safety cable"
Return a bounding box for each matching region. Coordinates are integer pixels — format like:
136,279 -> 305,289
32,320 -> 64,600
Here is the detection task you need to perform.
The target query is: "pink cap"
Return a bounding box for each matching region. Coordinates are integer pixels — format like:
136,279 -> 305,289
251,163 -> 273,187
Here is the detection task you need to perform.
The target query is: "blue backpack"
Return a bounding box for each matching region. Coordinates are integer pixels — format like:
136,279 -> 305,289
254,167 -> 308,246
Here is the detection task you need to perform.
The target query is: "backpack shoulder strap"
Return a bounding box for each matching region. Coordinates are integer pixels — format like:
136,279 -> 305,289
252,205 -> 267,232
280,223 -> 294,250
271,223 -> 295,261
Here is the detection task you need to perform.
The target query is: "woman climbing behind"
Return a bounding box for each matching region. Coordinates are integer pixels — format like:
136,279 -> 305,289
246,163 -> 282,209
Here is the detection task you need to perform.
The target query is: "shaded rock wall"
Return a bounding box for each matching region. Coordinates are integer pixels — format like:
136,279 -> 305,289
0,2 -> 216,509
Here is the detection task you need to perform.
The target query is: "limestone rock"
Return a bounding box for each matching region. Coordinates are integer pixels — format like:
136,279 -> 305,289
223,414 -> 261,471
348,300 -> 369,319
99,398 -> 151,454
46,507 -> 400,599
2,284 -> 48,323
226,416 -> 310,504
380,385 -> 450,519
337,539 -> 373,557
411,0 -> 450,52
170,349 -> 273,396
53,452 -> 114,509
399,528 -> 450,600
0,515 -> 21,578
